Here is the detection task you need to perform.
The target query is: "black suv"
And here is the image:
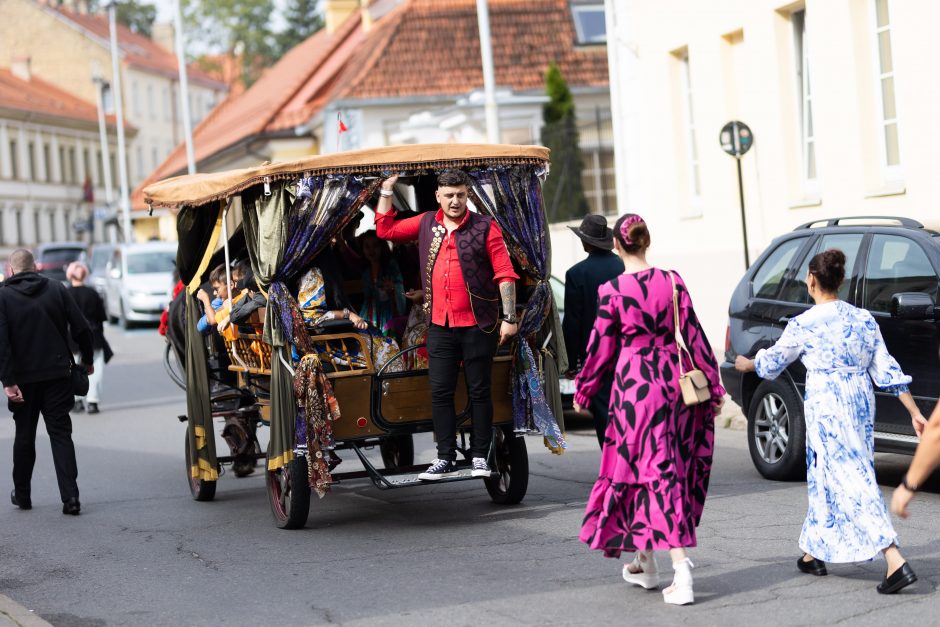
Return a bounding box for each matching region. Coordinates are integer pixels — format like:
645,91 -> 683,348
720,216 -> 940,480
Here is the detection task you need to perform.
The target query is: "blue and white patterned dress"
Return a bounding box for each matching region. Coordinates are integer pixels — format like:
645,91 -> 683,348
754,301 -> 911,563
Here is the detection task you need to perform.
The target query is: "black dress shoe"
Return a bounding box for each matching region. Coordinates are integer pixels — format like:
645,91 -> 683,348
87,402 -> 99,414
62,497 -> 81,516
797,555 -> 827,576
10,489 -> 31,510
877,562 -> 917,594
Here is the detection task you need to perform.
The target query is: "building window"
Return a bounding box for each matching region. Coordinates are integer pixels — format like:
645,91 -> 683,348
873,0 -> 900,169
15,208 -> 23,245
83,148 -> 91,183
580,148 -> 617,216
147,84 -> 155,120
96,149 -> 103,186
679,52 -> 701,200
9,140 -> 18,180
132,81 -> 140,118
793,10 -> 817,188
151,145 -> 158,171
570,2 -> 606,44
68,147 -> 77,184
162,86 -> 170,121
136,145 -> 145,181
27,142 -> 36,182
42,143 -> 51,182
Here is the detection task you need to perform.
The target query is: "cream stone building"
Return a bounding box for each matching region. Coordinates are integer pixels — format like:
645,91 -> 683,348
0,0 -> 227,241
546,0 -> 940,347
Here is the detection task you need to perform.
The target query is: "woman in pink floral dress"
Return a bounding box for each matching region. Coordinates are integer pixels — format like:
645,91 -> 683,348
575,214 -> 724,605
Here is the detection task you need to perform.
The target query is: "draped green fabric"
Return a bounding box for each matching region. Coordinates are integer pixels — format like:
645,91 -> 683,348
184,292 -> 218,481
266,346 -> 296,470
240,183 -> 295,471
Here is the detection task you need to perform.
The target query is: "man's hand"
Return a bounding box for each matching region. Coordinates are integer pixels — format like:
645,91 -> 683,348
912,412 -> 928,438
498,321 -> 518,346
4,385 -> 23,403
891,484 -> 915,518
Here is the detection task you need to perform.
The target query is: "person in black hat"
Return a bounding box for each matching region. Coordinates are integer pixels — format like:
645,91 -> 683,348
563,214 -> 624,446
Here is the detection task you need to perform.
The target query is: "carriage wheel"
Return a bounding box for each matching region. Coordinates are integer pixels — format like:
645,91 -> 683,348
484,426 -> 528,505
379,434 -> 415,470
184,432 -> 217,502
266,454 -> 311,529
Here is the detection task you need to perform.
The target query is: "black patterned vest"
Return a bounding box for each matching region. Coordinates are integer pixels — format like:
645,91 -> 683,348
417,210 -> 500,331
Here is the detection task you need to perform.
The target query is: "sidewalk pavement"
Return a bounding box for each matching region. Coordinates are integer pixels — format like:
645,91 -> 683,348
718,398 -> 747,430
0,595 -> 52,627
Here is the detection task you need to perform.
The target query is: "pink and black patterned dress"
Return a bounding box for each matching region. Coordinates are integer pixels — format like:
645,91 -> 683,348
575,268 -> 724,558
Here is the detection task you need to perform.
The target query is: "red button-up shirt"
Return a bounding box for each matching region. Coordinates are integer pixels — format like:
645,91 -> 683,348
375,208 -> 518,327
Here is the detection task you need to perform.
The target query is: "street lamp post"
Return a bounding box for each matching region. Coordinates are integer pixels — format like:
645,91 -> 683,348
173,0 -> 196,175
105,0 -> 133,243
475,0 -> 500,143
91,67 -> 116,243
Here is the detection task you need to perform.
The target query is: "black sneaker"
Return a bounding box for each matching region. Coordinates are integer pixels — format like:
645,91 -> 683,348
418,459 -> 458,481
86,402 -> 99,414
471,457 -> 491,478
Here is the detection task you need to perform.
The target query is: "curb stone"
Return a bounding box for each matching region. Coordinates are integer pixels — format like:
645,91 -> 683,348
0,595 -> 52,627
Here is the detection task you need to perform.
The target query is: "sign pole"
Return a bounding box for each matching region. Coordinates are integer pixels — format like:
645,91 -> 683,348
720,120 -> 754,270
736,155 -> 749,268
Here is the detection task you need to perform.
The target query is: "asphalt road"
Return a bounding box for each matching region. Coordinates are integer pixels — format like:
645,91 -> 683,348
1,326 -> 939,626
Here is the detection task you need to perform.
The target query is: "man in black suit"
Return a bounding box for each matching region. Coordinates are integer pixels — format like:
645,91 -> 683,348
563,215 -> 624,447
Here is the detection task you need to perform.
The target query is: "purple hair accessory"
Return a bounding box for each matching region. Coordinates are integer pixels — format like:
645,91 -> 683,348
620,214 -> 645,245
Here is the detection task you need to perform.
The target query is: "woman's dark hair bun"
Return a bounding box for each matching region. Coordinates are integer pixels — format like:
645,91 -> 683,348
613,214 -> 651,253
808,248 -> 846,293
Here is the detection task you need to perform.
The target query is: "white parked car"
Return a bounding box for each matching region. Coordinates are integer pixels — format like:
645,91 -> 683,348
104,242 -> 177,329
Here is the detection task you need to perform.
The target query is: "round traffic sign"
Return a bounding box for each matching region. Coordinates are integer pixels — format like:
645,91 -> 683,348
720,120 -> 754,157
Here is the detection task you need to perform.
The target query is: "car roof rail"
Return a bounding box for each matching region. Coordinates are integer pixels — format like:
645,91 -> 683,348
794,216 -> 924,230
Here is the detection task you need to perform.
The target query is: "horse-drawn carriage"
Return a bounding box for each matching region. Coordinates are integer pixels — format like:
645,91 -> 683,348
146,144 -> 568,529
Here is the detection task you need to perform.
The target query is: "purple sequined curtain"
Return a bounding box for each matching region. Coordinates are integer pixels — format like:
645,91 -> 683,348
466,166 -> 565,450
267,175 -> 380,354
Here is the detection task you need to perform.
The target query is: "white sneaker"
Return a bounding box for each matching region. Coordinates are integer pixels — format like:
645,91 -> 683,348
471,457 -> 491,478
418,459 -> 458,481
662,558 -> 694,605
622,551 -> 659,589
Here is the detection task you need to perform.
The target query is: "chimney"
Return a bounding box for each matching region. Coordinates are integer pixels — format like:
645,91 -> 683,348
152,22 -> 176,52
324,0 -> 361,34
11,56 -> 31,82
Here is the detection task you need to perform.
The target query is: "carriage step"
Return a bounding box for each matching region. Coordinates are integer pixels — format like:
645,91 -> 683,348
383,470 -> 493,486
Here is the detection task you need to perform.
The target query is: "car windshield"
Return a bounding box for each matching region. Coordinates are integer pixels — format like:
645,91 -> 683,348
126,252 -> 175,275
41,249 -> 83,264
90,250 -> 111,272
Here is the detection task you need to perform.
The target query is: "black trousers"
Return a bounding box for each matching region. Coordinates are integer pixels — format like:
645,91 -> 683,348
10,377 -> 79,503
590,372 -> 615,448
427,324 -> 499,461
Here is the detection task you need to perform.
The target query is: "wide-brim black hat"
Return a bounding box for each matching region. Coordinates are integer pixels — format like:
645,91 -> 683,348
568,214 -> 614,250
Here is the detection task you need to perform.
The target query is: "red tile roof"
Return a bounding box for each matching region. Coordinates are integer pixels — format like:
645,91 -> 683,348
132,12 -> 366,208
335,0 -> 608,100
52,6 -> 226,88
0,68 -> 127,129
134,0 -> 608,209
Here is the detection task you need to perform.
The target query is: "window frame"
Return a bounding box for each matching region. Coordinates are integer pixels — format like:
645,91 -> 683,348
792,9 -> 819,196
678,51 -> 702,206
750,236 -> 812,301
870,0 -> 903,178
570,2 -> 606,45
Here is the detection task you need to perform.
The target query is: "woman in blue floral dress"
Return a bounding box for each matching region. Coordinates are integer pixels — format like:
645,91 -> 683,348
736,249 -> 927,594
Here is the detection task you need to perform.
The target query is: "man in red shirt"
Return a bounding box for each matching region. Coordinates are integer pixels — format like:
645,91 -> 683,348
375,170 -> 519,479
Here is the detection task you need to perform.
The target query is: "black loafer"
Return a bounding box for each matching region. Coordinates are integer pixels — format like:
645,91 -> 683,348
797,555 -> 827,576
10,489 -> 31,510
877,562 -> 917,594
62,497 -> 81,516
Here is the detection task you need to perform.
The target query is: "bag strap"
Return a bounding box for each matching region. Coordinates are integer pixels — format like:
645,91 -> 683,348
669,271 -> 696,376
54,284 -> 79,369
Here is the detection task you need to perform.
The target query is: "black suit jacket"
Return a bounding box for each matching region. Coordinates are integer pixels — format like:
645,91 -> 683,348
562,251 -> 624,372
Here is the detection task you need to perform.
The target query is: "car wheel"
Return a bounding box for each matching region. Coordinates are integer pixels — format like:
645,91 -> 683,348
747,379 -> 806,481
119,299 -> 132,330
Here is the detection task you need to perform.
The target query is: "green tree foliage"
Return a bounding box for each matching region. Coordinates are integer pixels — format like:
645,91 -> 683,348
182,0 -> 279,86
540,63 -> 589,223
275,0 -> 324,58
83,0 -> 157,37
116,0 -> 157,37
